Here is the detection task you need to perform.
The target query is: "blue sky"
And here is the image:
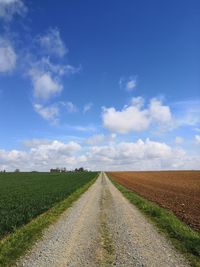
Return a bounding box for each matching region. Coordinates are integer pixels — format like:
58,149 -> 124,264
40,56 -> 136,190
0,0 -> 200,171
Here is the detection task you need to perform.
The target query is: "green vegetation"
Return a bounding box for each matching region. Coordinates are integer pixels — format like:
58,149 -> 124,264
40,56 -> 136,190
110,177 -> 200,267
0,172 -> 97,239
0,174 -> 98,266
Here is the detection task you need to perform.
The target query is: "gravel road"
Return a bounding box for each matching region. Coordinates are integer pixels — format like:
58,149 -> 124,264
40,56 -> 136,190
17,172 -> 189,267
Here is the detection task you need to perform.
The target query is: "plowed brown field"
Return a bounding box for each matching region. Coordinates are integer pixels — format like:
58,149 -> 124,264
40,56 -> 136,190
108,171 -> 200,231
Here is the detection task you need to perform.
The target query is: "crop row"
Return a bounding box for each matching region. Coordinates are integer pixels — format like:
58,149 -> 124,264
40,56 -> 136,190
0,172 -> 97,239
109,171 -> 200,231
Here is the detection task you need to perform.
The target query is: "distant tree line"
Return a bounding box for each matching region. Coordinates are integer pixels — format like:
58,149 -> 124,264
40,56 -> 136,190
50,167 -> 88,173
0,168 -> 88,173
0,169 -> 20,173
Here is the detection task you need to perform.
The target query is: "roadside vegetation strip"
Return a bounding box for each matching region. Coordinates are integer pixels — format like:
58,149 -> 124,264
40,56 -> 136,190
109,176 -> 200,267
0,173 -> 98,267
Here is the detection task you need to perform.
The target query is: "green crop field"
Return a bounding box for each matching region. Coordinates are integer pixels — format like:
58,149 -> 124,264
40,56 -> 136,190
0,171 -> 97,240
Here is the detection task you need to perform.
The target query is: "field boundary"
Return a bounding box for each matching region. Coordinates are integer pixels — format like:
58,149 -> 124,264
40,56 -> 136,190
108,175 -> 200,267
0,173 -> 99,267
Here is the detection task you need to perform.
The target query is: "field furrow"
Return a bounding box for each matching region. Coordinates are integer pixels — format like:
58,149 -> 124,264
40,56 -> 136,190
108,171 -> 200,231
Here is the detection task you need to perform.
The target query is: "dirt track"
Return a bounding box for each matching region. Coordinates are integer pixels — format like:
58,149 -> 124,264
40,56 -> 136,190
109,171 -> 200,231
18,173 -> 189,267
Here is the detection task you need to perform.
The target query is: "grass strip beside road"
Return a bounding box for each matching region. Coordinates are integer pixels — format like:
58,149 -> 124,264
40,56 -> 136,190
0,174 -> 98,267
109,176 -> 200,267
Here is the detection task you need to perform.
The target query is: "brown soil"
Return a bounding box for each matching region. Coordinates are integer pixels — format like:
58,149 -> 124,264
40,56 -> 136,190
108,171 -> 200,232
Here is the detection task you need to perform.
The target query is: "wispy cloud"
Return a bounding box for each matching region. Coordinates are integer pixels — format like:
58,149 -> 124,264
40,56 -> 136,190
171,100 -> 200,127
0,0 -> 27,73
119,75 -> 137,92
27,30 -> 80,102
34,103 -> 59,123
22,138 -> 51,148
72,125 -> 96,132
62,101 -> 78,113
33,100 -> 79,122
175,136 -> 184,144
38,28 -> 67,58
83,102 -> 93,113
0,38 -> 16,72
0,0 -> 27,22
195,135 -> 200,144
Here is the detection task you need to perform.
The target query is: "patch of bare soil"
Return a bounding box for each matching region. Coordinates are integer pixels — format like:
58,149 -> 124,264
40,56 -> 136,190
109,171 -> 200,231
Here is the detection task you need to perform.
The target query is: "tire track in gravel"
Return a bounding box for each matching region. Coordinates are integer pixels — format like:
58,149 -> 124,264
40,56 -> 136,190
17,172 -> 190,267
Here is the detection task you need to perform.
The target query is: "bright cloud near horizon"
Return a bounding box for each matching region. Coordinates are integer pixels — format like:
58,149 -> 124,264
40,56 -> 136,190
0,0 -> 200,171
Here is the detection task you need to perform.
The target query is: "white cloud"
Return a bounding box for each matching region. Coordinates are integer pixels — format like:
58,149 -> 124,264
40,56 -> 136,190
0,0 -> 27,21
30,140 -> 81,157
34,104 -> 59,123
72,125 -> 96,132
85,134 -> 105,145
0,38 -> 16,72
1,138 -> 199,171
27,50 -> 80,101
30,71 -> 63,100
0,0 -> 26,75
85,138 -> 192,171
83,102 -> 93,113
119,76 -> 137,91
130,96 -> 144,108
28,56 -> 80,100
22,138 -> 51,148
175,136 -> 184,144
38,28 -> 67,58
0,149 -> 26,171
102,105 -> 149,134
126,79 -> 136,91
85,134 -> 116,145
0,140 -> 81,171
33,101 -> 78,122
149,98 -> 172,123
64,64 -> 81,75
30,57 -> 80,77
195,135 -> 200,144
102,97 -> 172,134
62,101 -> 77,113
